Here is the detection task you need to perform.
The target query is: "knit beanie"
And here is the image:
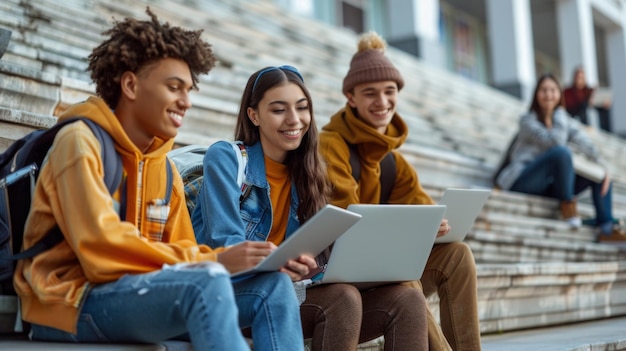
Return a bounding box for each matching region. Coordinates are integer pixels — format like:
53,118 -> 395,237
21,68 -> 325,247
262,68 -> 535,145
342,31 -> 404,95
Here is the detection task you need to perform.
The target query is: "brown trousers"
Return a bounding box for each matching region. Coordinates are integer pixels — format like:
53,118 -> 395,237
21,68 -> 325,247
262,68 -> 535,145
413,242 -> 481,351
299,241 -> 479,351
301,282 -> 428,350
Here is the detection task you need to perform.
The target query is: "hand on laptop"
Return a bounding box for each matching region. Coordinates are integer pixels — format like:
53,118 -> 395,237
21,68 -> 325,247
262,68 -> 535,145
437,219 -> 451,237
217,241 -> 277,274
280,254 -> 318,281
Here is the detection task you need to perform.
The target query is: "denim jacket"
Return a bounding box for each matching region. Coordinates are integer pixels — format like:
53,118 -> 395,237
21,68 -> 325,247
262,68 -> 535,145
191,140 -> 301,248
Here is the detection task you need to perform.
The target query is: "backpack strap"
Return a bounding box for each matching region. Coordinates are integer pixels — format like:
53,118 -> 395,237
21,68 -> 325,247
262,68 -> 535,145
82,119 -> 123,194
379,152 -> 396,204
347,143 -> 396,204
230,142 -> 250,203
348,143 -> 361,182
492,133 -> 519,187
9,227 -> 63,260
163,158 -> 173,205
9,118 -> 122,260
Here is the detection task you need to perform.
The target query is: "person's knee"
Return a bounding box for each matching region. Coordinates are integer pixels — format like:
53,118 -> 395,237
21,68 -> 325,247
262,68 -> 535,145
174,269 -> 236,308
302,283 -> 362,332
398,286 -> 427,313
446,242 -> 477,275
381,286 -> 427,329
308,284 -> 362,316
198,271 -> 234,295
328,284 -> 361,309
266,271 -> 294,290
263,272 -> 299,302
549,145 -> 571,156
161,264 -> 231,289
548,145 -> 573,165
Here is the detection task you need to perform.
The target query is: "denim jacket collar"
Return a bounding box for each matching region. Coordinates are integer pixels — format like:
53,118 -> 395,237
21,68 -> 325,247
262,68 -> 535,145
243,141 -> 301,239
245,141 -> 270,190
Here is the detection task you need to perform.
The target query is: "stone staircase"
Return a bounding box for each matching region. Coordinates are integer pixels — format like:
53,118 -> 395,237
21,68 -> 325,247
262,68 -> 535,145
1,0 -> 626,350
481,316 -> 626,351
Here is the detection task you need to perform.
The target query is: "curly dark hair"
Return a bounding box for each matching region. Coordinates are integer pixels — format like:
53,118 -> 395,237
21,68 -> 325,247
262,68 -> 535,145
87,8 -> 216,108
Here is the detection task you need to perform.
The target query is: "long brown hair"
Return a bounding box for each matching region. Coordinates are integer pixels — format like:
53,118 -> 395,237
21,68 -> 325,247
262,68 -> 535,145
570,66 -> 590,90
235,67 -> 330,222
529,73 -> 565,123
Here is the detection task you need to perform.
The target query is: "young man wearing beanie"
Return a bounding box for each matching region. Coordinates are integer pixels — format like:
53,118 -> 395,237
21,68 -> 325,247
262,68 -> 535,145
319,31 -> 481,351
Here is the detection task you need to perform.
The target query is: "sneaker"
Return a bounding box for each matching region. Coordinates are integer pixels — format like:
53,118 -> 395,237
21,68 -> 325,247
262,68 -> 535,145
565,216 -> 582,229
597,228 -> 626,242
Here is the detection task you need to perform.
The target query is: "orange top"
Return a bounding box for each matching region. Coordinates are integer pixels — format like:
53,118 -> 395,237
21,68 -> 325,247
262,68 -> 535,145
265,155 -> 290,245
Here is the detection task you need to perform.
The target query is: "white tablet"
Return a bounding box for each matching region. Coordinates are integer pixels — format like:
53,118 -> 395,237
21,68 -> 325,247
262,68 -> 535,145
231,204 -> 362,278
434,188 -> 491,244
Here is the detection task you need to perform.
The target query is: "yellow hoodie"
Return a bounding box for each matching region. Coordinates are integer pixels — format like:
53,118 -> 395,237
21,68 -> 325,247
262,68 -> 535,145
14,96 -> 225,334
319,104 -> 433,208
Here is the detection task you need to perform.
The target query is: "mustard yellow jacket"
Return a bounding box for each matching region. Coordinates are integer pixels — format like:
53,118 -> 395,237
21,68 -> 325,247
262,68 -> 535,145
319,104 -> 433,207
14,97 -> 224,333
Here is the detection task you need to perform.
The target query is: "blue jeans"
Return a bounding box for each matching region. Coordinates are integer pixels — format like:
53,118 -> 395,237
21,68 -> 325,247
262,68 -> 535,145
233,272 -> 304,351
30,263 -> 300,350
510,145 -> 614,227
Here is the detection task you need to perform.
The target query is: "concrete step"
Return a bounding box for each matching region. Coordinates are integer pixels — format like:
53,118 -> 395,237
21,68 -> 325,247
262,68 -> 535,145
0,61 -> 60,116
475,262 -> 626,333
422,186 -> 626,263
481,315 -> 626,351
0,295 -> 382,350
0,335 -> 178,351
4,317 -> 625,351
425,261 -> 626,335
10,262 -> 619,337
1,1 -> 626,350
2,0 -> 626,186
0,106 -> 57,151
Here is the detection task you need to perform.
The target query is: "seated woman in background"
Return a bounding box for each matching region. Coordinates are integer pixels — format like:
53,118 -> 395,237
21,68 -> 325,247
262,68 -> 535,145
192,65 -> 429,350
495,73 -> 626,242
563,66 -> 594,125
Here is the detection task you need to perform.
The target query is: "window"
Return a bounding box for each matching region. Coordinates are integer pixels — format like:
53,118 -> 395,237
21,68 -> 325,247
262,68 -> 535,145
340,0 -> 365,33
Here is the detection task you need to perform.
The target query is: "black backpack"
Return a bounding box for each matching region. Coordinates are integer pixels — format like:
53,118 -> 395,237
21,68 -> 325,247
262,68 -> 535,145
0,117 -> 122,295
492,133 -> 519,187
347,143 -> 396,204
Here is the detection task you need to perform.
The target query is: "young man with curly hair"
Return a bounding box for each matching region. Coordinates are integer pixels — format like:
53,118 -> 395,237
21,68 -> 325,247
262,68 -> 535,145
13,9 -> 304,350
319,31 -> 481,351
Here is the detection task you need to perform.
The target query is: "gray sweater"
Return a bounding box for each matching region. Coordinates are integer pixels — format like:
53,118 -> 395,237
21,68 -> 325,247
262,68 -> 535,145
496,107 -> 600,190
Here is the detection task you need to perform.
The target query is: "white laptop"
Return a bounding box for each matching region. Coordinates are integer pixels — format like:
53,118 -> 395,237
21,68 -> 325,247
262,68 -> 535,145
310,204 -> 447,289
231,204 -> 362,279
434,188 -> 491,244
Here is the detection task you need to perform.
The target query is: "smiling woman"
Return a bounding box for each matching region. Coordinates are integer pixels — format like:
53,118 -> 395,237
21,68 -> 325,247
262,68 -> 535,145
247,83 -> 310,163
190,65 -> 330,351
230,66 -> 327,223
494,73 -> 626,242
193,65 -> 327,249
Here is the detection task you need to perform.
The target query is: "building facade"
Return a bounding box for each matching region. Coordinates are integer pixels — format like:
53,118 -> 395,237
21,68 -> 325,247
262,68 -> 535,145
277,0 -> 626,136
